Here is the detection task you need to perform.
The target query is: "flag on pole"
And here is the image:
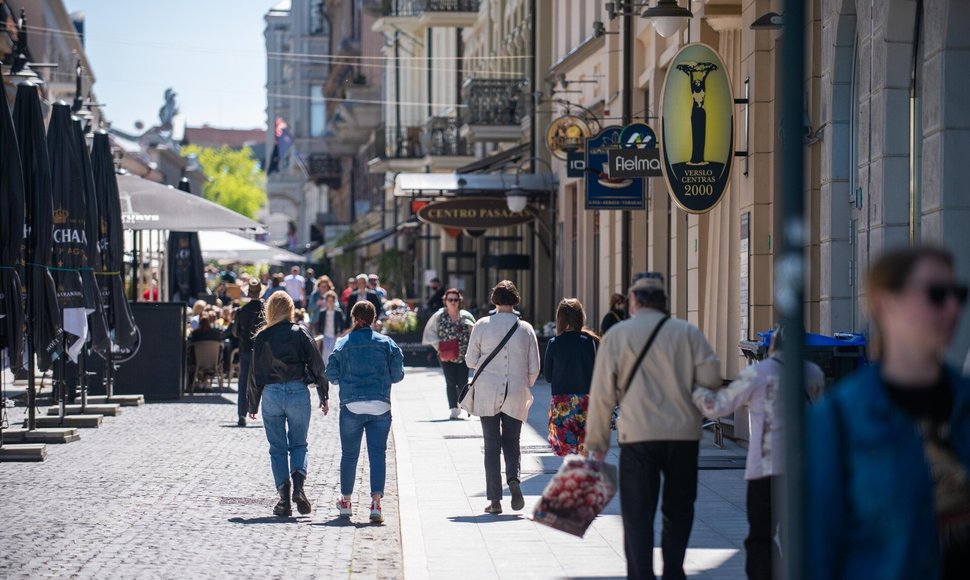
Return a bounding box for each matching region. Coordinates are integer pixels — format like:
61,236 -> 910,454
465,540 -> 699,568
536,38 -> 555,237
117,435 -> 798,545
267,117 -> 294,175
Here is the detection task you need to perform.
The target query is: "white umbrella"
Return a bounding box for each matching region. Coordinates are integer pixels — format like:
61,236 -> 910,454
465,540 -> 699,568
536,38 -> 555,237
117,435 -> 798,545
197,231 -> 306,265
118,173 -> 262,232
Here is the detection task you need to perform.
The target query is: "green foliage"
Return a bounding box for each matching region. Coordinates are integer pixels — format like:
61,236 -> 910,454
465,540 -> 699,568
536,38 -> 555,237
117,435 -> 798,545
182,145 -> 266,219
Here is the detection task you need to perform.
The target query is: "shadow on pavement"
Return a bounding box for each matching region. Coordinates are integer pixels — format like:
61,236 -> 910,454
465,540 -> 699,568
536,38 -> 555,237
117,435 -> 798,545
156,395 -> 234,405
219,424 -> 263,429
415,419 -> 457,423
228,516 -> 307,525
447,514 -> 523,524
312,517 -> 371,528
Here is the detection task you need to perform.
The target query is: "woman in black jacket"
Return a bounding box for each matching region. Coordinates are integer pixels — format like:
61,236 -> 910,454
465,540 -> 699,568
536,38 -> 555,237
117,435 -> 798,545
599,293 -> 628,335
544,298 -> 598,456
247,292 -> 327,517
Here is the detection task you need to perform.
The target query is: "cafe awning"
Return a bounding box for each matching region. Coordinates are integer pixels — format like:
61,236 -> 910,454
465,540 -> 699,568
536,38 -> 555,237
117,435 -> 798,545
118,173 -> 263,232
393,173 -> 557,198
197,231 -> 307,265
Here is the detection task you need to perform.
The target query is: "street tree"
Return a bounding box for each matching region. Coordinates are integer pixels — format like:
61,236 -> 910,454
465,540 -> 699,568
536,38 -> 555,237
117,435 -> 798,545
181,145 -> 266,219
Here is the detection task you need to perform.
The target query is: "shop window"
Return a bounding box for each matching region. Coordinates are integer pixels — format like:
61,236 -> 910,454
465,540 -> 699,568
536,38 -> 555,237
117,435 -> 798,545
310,85 -> 325,138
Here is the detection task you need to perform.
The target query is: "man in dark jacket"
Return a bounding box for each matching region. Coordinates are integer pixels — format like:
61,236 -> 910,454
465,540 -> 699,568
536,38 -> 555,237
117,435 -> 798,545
345,273 -> 383,327
233,280 -> 265,426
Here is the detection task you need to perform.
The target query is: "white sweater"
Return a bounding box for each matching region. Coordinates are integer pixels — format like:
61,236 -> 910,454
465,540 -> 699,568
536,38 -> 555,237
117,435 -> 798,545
464,312 -> 540,422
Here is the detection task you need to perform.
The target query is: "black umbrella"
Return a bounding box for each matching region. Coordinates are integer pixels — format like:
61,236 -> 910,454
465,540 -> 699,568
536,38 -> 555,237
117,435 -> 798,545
0,70 -> 25,372
46,102 -> 89,363
14,82 -> 63,373
91,131 -> 138,351
167,178 -> 207,303
74,118 -> 110,357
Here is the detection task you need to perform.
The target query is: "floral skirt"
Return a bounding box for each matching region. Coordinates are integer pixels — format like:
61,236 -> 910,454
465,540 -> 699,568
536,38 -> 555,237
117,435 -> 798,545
548,394 -> 590,457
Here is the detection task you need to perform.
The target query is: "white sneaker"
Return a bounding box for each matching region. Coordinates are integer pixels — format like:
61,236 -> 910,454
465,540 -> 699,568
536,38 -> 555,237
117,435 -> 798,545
449,407 -> 461,420
337,497 -> 352,517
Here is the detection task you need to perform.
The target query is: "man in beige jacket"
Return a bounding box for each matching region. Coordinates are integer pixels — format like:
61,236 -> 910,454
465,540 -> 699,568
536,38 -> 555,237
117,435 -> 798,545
587,272 -> 721,580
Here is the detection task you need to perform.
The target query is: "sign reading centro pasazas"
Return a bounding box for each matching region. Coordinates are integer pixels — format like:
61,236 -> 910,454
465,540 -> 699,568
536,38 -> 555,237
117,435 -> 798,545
416,198 -> 533,229
660,43 -> 735,214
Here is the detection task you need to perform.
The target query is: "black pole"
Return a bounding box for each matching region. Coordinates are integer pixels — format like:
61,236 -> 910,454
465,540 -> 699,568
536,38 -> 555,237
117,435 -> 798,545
130,232 -> 137,300
78,346 -> 86,413
780,1 -> 807,579
620,3 -> 634,292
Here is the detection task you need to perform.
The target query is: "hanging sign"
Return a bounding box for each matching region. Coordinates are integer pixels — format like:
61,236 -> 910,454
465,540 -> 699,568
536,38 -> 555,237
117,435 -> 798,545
607,148 -> 663,178
566,151 -> 586,178
416,198 -> 533,229
660,43 -> 734,213
584,126 -> 645,210
619,123 -> 658,149
545,116 -> 591,160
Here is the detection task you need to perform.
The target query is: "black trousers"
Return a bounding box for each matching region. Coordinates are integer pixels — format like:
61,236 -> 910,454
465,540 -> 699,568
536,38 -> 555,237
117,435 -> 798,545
440,361 -> 468,409
619,440 -> 699,580
745,476 -> 780,580
480,413 -> 522,501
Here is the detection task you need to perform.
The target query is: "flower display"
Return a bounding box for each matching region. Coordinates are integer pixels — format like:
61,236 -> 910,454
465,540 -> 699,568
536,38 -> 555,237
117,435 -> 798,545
531,455 -> 618,537
382,299 -> 418,335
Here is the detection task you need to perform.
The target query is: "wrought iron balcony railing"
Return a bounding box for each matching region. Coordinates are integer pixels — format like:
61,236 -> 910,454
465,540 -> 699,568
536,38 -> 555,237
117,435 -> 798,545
382,0 -> 480,17
374,125 -> 425,159
308,154 -> 342,188
461,78 -> 528,126
425,116 -> 471,156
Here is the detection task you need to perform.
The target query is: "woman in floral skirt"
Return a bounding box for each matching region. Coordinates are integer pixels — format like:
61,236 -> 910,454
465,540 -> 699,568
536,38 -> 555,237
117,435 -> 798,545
543,298 -> 599,456
422,288 -> 476,419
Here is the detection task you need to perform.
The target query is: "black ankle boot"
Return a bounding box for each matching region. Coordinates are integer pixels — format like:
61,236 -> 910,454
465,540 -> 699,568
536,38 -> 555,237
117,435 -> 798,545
291,472 -> 311,515
273,481 -> 292,517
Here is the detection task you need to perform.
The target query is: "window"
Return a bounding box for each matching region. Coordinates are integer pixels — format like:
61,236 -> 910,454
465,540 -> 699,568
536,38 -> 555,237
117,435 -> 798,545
311,2 -> 329,36
310,86 -> 325,137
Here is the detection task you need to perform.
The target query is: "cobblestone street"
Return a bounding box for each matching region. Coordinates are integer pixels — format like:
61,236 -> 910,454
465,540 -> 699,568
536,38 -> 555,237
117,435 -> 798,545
0,383 -> 402,579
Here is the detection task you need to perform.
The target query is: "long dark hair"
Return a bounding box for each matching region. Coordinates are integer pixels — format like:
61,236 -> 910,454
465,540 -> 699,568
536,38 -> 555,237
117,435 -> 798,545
555,298 -> 600,344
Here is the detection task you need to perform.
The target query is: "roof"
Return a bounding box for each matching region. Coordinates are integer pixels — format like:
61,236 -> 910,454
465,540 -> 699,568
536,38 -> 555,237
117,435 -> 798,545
183,125 -> 265,149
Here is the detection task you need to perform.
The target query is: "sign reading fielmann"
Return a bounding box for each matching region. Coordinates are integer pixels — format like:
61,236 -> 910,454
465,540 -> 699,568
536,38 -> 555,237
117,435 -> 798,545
660,43 -> 734,214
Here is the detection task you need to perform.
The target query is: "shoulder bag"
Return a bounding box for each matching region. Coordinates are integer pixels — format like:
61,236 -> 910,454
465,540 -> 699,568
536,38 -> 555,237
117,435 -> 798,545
436,310 -> 461,362
458,319 -> 520,416
611,316 -> 669,430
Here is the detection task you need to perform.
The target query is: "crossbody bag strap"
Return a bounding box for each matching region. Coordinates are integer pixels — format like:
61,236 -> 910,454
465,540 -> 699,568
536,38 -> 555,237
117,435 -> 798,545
470,319 -> 520,386
620,316 -> 669,402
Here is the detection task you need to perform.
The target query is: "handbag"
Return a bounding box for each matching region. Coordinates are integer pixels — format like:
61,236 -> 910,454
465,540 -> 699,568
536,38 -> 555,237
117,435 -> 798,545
458,319 -> 520,415
438,339 -> 460,362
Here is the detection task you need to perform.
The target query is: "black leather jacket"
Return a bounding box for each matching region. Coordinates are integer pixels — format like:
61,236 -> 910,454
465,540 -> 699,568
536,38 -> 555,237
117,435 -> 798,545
247,321 -> 327,414
233,299 -> 264,352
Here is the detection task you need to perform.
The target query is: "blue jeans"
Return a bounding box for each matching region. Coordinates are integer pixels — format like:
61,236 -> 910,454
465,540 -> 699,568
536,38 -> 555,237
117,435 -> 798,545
261,381 -> 312,489
339,407 -> 392,497
238,350 -> 252,419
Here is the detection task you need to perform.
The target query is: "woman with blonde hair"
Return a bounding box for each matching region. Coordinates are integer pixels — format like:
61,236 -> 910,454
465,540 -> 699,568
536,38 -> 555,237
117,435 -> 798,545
543,298 -> 598,457
247,292 -> 327,518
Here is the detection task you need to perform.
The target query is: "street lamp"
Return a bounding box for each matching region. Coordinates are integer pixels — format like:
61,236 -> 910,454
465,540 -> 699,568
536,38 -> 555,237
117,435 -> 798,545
506,183 -> 529,212
641,0 -> 693,38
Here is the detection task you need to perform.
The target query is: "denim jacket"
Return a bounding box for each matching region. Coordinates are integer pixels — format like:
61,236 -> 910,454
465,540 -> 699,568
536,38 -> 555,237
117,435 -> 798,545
807,364 -> 970,580
325,327 -> 404,405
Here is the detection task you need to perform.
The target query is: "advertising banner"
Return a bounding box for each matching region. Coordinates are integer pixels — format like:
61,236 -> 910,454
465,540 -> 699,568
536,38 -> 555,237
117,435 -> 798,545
584,126 -> 645,210
660,43 -> 734,213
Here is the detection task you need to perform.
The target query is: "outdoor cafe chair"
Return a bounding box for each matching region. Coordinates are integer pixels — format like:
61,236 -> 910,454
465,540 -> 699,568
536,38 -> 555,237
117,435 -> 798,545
190,340 -> 225,394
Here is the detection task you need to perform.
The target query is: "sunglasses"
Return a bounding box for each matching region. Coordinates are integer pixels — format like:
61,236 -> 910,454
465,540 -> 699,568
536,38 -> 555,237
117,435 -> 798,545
920,283 -> 969,308
445,298 -> 460,303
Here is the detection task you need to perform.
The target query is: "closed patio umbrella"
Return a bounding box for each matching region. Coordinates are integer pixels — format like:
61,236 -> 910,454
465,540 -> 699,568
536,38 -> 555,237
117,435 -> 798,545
167,178 -> 207,302
73,117 -> 110,357
91,131 -> 138,351
46,102 -> 89,363
14,82 -> 63,373
0,70 -> 25,372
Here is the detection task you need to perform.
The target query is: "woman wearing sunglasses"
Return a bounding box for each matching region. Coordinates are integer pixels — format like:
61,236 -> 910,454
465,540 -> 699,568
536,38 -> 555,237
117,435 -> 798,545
808,246 -> 970,579
422,288 -> 477,420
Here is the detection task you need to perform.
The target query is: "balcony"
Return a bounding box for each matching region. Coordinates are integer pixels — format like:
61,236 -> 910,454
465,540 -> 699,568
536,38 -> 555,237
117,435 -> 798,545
367,125 -> 427,173
307,154 -> 342,189
373,0 -> 480,32
424,116 -> 474,171
459,78 -> 529,143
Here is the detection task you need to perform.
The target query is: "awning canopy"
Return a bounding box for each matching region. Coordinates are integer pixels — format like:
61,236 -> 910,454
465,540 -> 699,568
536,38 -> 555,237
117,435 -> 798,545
197,231 -> 306,265
393,173 -> 557,198
118,173 -> 263,232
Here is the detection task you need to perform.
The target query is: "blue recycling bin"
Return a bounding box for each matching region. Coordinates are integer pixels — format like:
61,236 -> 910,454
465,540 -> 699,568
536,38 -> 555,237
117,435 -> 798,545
740,331 -> 868,392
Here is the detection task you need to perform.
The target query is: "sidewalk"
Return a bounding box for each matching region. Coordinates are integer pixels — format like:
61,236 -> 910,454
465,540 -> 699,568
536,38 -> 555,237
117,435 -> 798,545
392,368 -> 748,580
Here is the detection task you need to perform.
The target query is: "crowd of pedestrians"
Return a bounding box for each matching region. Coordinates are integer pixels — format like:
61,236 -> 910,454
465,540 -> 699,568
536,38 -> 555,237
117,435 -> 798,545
220,247 -> 968,580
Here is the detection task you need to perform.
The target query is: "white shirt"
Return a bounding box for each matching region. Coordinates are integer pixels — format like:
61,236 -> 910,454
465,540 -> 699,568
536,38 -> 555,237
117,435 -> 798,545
284,274 -> 305,300
345,401 -> 391,415
323,309 -> 337,337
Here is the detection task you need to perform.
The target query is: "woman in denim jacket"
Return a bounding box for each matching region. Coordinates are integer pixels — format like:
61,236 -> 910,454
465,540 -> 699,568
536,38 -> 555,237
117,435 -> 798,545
808,246 -> 970,579
326,300 -> 405,524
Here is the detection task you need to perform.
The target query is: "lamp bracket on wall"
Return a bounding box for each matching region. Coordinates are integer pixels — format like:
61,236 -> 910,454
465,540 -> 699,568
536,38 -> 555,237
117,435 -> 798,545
734,77 -> 751,177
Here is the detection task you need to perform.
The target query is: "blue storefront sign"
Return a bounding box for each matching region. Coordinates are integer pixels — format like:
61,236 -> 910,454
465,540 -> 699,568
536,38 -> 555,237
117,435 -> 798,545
584,126 -> 645,210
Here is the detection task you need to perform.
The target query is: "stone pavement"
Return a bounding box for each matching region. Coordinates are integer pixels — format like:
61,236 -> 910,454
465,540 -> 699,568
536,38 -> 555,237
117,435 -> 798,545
0,365 -> 750,579
392,368 -> 748,580
0,375 -> 402,580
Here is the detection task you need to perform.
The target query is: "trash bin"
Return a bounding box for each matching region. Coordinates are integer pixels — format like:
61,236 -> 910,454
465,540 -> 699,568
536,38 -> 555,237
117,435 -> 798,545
741,330 -> 868,391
